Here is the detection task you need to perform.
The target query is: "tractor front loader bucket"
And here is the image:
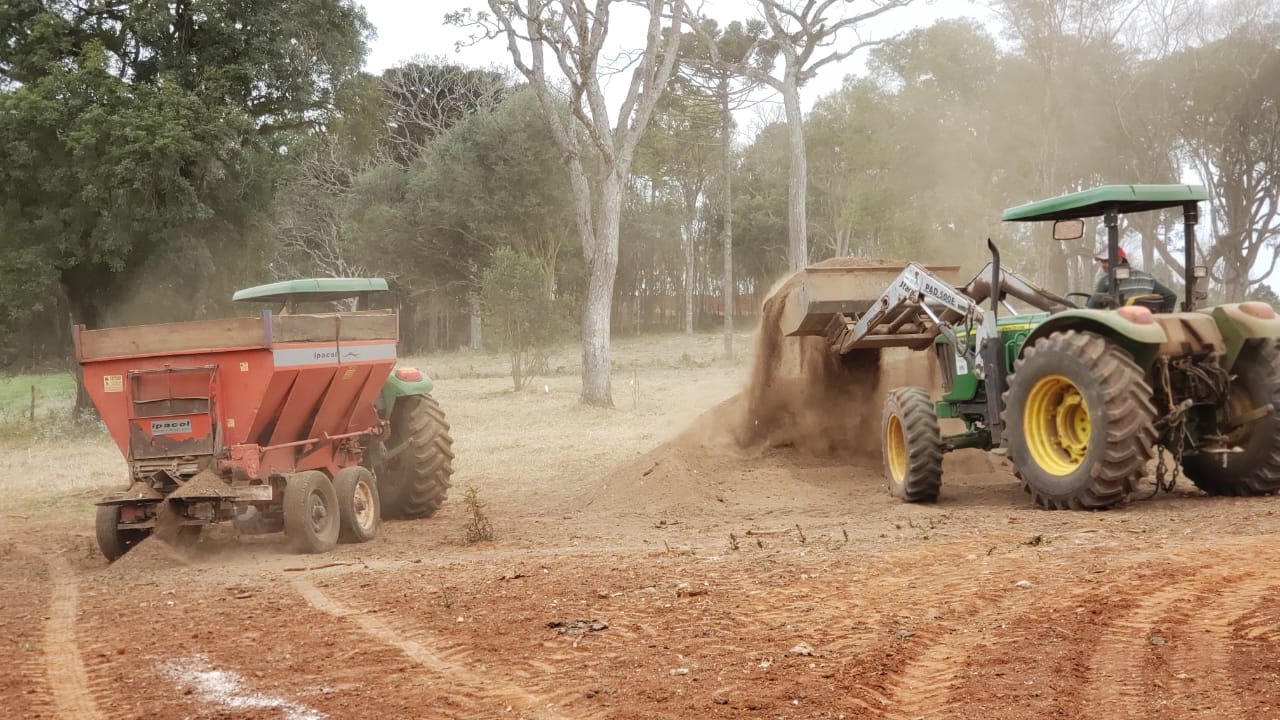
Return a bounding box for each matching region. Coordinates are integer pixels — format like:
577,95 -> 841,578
777,261 -> 962,353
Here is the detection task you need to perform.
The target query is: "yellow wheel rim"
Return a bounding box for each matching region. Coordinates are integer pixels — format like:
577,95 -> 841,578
887,414 -> 907,482
1024,375 -> 1091,476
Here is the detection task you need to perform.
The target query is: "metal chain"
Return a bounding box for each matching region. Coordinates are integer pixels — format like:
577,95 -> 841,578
1149,357 -> 1186,498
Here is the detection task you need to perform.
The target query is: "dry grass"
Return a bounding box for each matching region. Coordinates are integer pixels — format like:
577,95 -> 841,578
0,330 -> 757,519
0,440 -> 126,517
409,330 -> 753,511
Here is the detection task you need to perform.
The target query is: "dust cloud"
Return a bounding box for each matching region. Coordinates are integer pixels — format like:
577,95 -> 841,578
731,261 -> 891,460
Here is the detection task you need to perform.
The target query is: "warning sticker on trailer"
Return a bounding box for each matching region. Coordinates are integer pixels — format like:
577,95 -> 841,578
151,418 -> 192,435
104,375 -> 123,393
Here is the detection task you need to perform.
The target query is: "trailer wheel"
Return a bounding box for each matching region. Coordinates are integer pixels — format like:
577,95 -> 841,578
283,471 -> 340,554
1183,339 -> 1280,495
379,395 -> 454,519
882,387 -> 943,503
95,504 -> 150,562
334,466 -> 381,543
1004,330 -> 1156,510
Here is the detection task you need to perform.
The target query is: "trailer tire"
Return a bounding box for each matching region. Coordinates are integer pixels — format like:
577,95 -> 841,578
882,387 -> 943,503
95,504 -> 150,562
335,466 -> 381,543
379,395 -> 454,519
1004,330 -> 1156,510
1182,339 -> 1280,496
283,471 -> 340,554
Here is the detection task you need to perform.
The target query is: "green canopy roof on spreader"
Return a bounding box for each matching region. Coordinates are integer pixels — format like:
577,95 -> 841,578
1001,184 -> 1208,222
232,277 -> 389,304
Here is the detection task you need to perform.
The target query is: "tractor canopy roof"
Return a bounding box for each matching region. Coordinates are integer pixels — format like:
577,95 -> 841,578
232,277 -> 389,304
1001,184 -> 1208,222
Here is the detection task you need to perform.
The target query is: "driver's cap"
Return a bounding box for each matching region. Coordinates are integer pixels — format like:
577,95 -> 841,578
1094,248 -> 1127,262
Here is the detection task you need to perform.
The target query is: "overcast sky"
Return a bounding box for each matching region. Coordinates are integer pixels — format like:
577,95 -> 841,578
357,0 -> 993,115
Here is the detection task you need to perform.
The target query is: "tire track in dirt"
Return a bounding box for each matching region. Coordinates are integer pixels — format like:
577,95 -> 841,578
1082,539 -> 1280,718
871,571 -> 1007,718
757,545 -> 1037,714
292,577 -> 586,720
1083,565 -> 1221,717
1158,569 -> 1276,717
31,550 -> 104,720
879,551 -> 1108,720
0,552 -> 56,718
595,543 -> 1042,715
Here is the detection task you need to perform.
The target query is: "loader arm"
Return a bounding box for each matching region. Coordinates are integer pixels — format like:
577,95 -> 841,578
961,263 -> 1074,313
824,263 -> 987,355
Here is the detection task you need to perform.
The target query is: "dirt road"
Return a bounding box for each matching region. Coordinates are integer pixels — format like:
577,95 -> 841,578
2,330 -> 1278,719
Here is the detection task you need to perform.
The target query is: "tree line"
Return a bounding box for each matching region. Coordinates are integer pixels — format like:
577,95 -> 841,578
2,0 -> 1277,405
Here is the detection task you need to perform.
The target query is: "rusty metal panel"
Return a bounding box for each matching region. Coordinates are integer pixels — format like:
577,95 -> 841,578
125,367 -> 218,461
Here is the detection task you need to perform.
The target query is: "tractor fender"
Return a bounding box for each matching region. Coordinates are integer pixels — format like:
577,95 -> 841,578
378,370 -> 435,418
1210,302 -> 1280,369
1018,309 -> 1166,369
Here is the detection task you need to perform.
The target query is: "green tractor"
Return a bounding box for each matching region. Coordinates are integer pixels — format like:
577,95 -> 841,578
782,184 -> 1280,509
232,278 -> 455,520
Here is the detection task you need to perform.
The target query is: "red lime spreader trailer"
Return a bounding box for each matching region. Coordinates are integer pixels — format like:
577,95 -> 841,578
74,278 -> 454,560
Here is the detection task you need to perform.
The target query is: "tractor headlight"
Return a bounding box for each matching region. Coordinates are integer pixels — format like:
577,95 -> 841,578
1118,306 -> 1154,324
395,367 -> 424,382
1240,301 -> 1277,320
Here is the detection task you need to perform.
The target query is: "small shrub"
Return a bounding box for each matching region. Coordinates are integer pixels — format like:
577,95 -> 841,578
461,485 -> 494,544
478,248 -> 572,391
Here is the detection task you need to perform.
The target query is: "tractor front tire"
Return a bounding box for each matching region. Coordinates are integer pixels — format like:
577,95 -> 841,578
1182,339 -> 1280,496
334,466 -> 381,543
882,387 -> 943,503
283,471 -> 340,554
1004,330 -> 1156,510
379,395 -> 454,520
95,504 -> 150,562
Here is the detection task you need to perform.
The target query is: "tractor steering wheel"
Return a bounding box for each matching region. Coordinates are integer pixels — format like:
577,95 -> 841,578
1065,292 -> 1093,309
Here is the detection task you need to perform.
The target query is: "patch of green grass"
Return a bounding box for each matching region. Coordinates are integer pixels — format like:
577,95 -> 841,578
0,372 -> 86,444
0,372 -> 75,416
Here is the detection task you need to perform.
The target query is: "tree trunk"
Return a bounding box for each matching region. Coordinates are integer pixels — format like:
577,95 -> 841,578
580,171 -> 621,407
1223,261 -> 1248,302
426,291 -> 440,352
683,216 -> 695,335
782,71 -> 808,273
60,279 -> 102,414
470,300 -> 483,351
720,82 -> 734,360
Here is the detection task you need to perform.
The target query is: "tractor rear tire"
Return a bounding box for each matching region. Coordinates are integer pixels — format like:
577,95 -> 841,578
334,466 -> 381,543
283,471 -> 340,554
1182,339 -> 1280,495
1004,330 -> 1157,510
881,387 -> 943,503
379,395 -> 454,520
95,504 -> 150,562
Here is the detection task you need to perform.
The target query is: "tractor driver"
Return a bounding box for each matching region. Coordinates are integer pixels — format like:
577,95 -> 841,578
1087,248 -> 1177,312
